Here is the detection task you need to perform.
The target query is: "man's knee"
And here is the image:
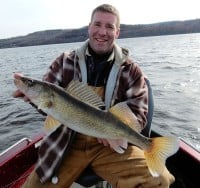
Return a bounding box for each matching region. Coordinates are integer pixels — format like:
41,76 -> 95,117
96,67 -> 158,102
116,168 -> 175,188
21,171 -> 42,188
159,168 -> 175,187
117,176 -> 146,188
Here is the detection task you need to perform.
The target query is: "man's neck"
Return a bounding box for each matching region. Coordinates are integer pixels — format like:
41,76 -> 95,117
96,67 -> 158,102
88,44 -> 113,62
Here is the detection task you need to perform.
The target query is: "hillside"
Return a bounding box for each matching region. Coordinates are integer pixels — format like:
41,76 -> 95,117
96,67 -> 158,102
0,19 -> 200,49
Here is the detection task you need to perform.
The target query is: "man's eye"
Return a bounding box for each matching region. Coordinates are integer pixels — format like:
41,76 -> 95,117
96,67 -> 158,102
106,25 -> 115,30
94,24 -> 100,27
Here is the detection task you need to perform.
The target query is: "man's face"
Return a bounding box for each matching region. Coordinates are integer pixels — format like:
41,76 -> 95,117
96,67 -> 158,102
88,11 -> 120,54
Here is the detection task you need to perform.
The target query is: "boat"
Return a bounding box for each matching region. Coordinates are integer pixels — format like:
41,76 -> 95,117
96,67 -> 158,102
0,130 -> 200,188
1,76 -> 200,188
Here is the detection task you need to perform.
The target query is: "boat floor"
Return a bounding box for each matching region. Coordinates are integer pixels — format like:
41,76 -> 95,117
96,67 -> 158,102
1,133 -> 200,188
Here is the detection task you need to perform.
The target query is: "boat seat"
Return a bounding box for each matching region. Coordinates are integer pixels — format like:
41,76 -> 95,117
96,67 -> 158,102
75,78 -> 154,187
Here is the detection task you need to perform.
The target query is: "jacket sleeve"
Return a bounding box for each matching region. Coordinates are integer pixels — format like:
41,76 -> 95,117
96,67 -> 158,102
42,53 -> 65,84
116,61 -> 148,131
42,51 -> 76,88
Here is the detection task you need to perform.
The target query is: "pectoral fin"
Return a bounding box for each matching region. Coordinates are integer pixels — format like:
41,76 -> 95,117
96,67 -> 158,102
44,115 -> 61,132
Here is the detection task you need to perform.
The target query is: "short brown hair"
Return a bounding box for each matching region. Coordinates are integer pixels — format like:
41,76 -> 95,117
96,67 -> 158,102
91,4 -> 120,28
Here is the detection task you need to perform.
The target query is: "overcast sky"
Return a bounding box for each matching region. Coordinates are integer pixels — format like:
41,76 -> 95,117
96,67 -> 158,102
0,0 -> 199,39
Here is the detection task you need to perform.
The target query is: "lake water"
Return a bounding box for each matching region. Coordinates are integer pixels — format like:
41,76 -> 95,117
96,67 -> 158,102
0,33 -> 200,153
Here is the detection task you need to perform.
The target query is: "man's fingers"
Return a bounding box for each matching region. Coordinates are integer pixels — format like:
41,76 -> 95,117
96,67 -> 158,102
12,90 -> 25,98
12,90 -> 30,102
97,138 -> 109,146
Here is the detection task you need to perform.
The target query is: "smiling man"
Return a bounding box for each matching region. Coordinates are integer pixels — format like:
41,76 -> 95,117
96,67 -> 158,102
14,4 -> 175,188
88,6 -> 120,54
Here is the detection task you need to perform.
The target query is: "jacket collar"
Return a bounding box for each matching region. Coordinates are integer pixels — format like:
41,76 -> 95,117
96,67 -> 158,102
76,39 -> 129,67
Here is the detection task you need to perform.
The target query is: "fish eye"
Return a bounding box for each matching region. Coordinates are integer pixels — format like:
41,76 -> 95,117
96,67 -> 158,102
26,79 -> 35,87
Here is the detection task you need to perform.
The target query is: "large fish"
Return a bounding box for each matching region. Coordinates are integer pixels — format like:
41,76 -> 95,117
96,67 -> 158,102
13,73 -> 179,177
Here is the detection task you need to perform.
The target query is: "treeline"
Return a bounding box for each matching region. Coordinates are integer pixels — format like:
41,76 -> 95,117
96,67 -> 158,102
0,19 -> 200,49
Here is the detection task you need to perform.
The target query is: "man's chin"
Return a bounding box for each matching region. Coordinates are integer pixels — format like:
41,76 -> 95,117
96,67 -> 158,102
94,47 -> 108,54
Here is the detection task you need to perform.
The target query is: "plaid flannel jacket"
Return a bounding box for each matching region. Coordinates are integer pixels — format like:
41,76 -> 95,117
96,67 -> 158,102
35,40 -> 148,183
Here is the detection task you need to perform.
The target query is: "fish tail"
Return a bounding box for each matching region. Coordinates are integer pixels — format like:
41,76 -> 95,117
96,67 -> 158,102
144,136 -> 179,177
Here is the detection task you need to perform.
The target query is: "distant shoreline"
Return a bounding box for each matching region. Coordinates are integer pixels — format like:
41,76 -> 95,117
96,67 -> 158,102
0,18 -> 200,49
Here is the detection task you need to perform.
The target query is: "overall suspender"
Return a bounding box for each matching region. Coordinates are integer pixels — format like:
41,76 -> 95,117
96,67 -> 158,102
75,46 -> 122,110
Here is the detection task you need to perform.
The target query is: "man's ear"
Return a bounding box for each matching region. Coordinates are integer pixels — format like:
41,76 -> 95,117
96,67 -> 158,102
115,28 -> 120,39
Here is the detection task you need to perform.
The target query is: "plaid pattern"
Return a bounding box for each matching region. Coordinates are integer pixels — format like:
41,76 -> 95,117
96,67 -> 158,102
36,125 -> 76,183
35,40 -> 148,183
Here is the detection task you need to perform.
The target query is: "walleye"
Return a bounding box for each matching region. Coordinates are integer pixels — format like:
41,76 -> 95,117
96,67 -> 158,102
13,73 -> 179,177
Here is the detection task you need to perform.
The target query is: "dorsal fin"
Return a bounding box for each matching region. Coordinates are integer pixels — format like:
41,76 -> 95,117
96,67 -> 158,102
109,102 -> 141,132
66,80 -> 105,109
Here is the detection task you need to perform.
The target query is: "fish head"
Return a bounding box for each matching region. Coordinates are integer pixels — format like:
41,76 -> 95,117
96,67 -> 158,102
13,73 -> 53,107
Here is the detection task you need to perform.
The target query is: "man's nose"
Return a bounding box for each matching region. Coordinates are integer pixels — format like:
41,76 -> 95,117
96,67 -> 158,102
98,26 -> 107,35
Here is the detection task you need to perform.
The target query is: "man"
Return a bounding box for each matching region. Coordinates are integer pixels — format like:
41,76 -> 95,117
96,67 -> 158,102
14,4 -> 175,188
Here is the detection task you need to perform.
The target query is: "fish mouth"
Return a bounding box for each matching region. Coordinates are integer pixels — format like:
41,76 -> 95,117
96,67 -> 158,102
13,72 -> 31,96
13,73 -> 35,85
13,73 -> 24,84
13,73 -> 24,87
13,72 -> 40,102
13,72 -> 23,80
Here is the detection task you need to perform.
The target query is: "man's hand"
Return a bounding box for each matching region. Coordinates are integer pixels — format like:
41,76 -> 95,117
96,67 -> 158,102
97,138 -> 128,154
13,89 -> 30,101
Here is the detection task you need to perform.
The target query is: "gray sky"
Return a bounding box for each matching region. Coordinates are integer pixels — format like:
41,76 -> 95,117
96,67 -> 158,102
0,0 -> 199,39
